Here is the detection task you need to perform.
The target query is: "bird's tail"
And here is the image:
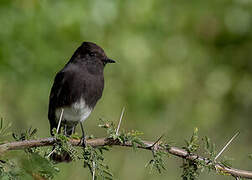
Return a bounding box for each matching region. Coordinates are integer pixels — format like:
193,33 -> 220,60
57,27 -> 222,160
50,150 -> 72,163
50,124 -> 76,163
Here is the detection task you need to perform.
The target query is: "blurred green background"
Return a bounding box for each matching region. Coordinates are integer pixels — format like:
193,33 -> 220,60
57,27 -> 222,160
0,0 -> 252,179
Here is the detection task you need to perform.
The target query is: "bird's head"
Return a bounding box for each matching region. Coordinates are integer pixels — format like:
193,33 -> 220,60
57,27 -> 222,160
71,42 -> 116,67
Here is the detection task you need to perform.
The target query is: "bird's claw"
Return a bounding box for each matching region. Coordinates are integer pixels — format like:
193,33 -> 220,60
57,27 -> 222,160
80,136 -> 86,148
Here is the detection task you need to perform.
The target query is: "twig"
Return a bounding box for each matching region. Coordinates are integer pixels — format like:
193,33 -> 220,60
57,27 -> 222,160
214,132 -> 239,161
116,107 -> 125,135
0,137 -> 252,179
56,108 -> 64,133
150,134 -> 164,149
92,161 -> 96,180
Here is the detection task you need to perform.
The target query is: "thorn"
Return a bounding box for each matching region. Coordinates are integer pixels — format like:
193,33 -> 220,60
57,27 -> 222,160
214,132 -> 240,161
47,149 -> 55,158
116,107 -> 125,136
150,134 -> 165,149
92,161 -> 96,180
56,108 -> 64,134
47,109 -> 64,158
232,175 -> 240,180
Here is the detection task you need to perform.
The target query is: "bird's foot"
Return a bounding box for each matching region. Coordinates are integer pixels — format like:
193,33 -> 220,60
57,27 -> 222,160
80,136 -> 86,148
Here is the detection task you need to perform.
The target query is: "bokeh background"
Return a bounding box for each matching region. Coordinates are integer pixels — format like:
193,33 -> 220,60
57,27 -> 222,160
1,0 -> 252,179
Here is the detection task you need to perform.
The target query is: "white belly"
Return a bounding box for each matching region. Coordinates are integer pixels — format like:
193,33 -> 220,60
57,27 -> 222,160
55,98 -> 92,123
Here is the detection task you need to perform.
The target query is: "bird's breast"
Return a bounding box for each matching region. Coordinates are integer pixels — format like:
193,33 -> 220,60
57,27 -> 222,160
55,98 -> 92,123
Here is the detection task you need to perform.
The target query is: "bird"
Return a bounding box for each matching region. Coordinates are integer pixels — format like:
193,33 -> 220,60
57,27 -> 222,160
48,42 -> 115,162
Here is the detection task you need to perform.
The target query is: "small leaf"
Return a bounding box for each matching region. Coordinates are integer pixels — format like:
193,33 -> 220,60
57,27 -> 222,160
249,154 -> 252,160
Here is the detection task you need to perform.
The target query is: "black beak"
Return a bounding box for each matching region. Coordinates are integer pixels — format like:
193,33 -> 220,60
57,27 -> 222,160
106,58 -> 116,64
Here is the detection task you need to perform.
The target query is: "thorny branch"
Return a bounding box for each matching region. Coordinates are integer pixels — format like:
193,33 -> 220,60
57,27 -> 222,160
0,137 -> 251,179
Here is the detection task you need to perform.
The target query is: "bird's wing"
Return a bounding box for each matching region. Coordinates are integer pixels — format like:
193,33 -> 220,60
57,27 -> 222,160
48,71 -> 71,134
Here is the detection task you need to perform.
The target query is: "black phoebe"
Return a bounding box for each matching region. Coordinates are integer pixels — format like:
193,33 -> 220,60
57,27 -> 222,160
48,42 -> 115,162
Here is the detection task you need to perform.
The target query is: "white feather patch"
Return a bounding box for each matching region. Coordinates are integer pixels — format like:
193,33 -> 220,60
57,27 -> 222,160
55,98 -> 92,123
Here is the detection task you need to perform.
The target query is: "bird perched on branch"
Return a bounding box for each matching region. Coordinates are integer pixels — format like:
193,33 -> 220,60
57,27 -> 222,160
48,42 -> 115,162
